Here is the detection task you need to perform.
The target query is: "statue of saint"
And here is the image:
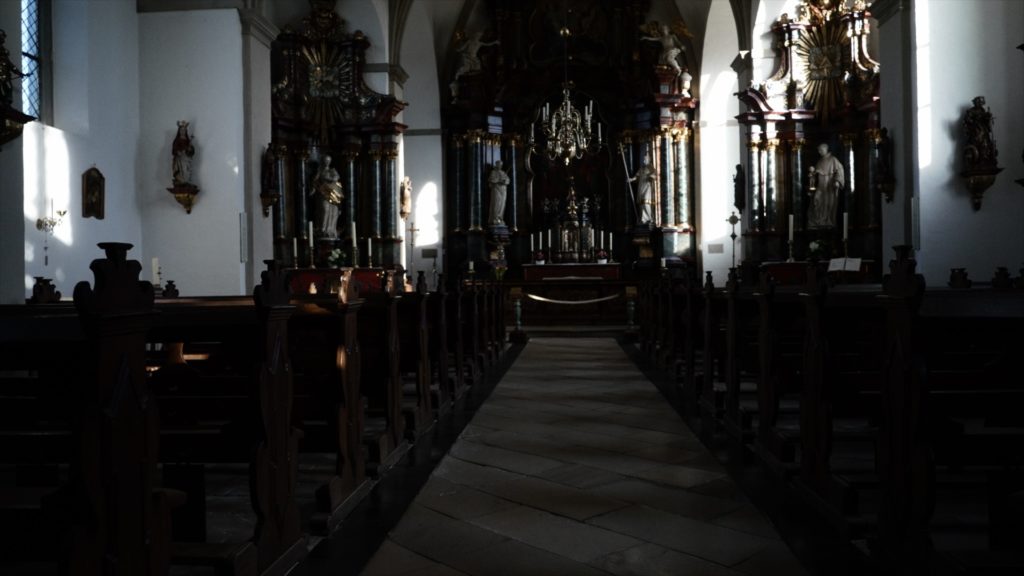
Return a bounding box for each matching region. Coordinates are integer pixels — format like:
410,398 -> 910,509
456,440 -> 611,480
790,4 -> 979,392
630,154 -> 657,225
963,96 -> 998,169
399,176 -> 412,220
312,155 -> 344,238
808,143 -> 844,229
488,160 -> 510,226
172,121 -> 195,187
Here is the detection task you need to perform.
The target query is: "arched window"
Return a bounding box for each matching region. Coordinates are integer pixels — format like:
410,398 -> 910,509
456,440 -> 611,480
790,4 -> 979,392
20,0 -> 50,122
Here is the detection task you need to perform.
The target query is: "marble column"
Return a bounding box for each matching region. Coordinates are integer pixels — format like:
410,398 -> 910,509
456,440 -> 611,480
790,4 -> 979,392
790,139 -> 805,230
451,135 -> 464,232
841,133 -> 857,218
369,147 -> 383,240
674,127 -> 689,228
764,138 -> 780,231
659,129 -> 674,227
467,130 -> 484,231
747,137 -> 763,231
296,147 -> 310,241
865,129 -> 883,229
273,143 -> 291,262
507,135 -> 521,231
342,143 -> 359,246
382,141 -> 399,266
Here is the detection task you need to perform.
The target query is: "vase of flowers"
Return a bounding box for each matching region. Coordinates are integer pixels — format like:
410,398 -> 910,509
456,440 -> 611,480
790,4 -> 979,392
595,249 -> 609,264
533,250 -> 546,265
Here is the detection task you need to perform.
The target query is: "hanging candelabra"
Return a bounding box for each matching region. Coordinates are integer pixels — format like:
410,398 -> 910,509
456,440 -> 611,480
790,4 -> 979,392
529,24 -> 602,166
35,200 -> 66,266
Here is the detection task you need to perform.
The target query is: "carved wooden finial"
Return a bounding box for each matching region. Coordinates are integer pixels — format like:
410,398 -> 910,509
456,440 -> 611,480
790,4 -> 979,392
255,259 -> 291,308
73,242 -> 154,316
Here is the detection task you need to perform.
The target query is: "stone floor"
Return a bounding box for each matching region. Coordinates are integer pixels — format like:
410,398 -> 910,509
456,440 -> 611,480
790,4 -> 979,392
359,337 -> 807,576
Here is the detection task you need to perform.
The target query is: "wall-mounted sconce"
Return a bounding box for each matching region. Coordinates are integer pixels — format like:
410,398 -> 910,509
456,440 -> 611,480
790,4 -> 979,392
167,121 -> 199,213
960,96 -> 1002,210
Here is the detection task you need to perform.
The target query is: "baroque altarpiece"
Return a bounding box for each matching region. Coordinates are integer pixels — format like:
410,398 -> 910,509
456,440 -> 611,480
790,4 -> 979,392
445,0 -> 697,278
737,0 -> 885,275
266,1 -> 406,269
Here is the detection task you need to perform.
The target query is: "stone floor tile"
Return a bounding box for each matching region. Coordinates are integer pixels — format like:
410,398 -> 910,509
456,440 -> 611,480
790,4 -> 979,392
629,462 -> 727,489
449,439 -> 566,476
468,505 -> 640,564
360,539 -> 470,576
588,505 -> 776,567
711,504 -> 782,539
536,463 -> 628,489
388,504 -> 507,564
591,479 -> 745,521
731,541 -> 810,575
414,476 -> 518,521
592,542 -> 745,576
452,539 -> 616,576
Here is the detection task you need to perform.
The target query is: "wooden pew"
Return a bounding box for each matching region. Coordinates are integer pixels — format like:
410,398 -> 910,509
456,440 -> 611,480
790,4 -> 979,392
0,243 -> 177,576
147,263 -> 304,576
396,278 -> 434,440
426,275 -> 454,414
287,272 -> 370,534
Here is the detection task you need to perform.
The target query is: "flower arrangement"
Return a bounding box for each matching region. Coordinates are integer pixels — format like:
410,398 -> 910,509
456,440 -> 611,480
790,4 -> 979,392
807,239 -> 830,261
327,248 -> 347,268
533,250 -> 546,263
595,249 -> 609,262
493,263 -> 507,281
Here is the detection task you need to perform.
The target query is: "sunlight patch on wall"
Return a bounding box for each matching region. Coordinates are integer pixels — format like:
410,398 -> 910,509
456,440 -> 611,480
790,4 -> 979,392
413,182 -> 440,247
23,123 -> 74,247
915,0 -> 932,170
701,69 -> 739,242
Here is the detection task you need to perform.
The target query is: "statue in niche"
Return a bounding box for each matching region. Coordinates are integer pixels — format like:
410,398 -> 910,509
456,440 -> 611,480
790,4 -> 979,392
488,160 -> 510,226
733,164 -> 746,213
311,155 -> 344,238
629,154 -> 657,225
808,143 -> 844,229
963,96 -> 998,170
0,30 -> 26,110
172,121 -> 195,187
399,176 -> 412,220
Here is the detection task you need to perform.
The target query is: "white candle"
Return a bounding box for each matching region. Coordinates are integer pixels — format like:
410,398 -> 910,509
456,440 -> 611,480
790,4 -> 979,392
660,257 -> 667,268
597,123 -> 602,142
547,229 -> 551,252
600,230 -> 604,250
610,232 -> 614,251
843,212 -> 849,241
351,221 -> 357,249
788,214 -> 794,244
308,221 -> 314,249
530,234 -> 534,252
368,237 -> 373,259
151,257 -> 159,285
292,237 -> 298,259
468,260 -> 474,272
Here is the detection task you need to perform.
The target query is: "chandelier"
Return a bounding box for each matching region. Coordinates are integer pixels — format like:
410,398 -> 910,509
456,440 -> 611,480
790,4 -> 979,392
530,25 -> 602,165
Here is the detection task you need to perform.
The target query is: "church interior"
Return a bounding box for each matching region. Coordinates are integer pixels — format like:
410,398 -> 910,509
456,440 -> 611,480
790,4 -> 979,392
1,0 -> 1023,574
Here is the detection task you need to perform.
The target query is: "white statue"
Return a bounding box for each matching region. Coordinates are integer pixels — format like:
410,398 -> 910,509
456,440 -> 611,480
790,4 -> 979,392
630,154 -> 657,225
312,155 -> 344,238
488,160 -> 510,226
171,121 -> 195,187
808,143 -> 844,229
641,24 -> 684,76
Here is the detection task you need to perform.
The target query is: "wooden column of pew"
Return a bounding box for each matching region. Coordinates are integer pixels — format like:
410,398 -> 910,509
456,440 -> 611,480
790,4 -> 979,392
149,264 -> 304,576
0,243 -> 178,576
396,278 -> 435,440
287,272 -> 369,535
426,275 -> 454,414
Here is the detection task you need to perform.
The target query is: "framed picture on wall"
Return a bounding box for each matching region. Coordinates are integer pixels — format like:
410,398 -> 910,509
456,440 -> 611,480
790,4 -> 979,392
82,166 -> 104,219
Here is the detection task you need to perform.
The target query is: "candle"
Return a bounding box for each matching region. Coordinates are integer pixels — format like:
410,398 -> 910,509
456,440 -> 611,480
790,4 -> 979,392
530,234 -> 534,252
788,214 -> 794,244
599,230 -> 604,250
292,237 -> 298,259
468,260 -> 474,272
597,123 -> 602,142
151,257 -> 159,285
660,257 -> 667,268
843,212 -> 849,241
547,229 -> 551,251
308,221 -> 314,249
351,221 -> 357,249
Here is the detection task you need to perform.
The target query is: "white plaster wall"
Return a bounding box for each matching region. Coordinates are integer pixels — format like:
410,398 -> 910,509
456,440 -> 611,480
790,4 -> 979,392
915,0 -> 1024,284
698,0 -> 742,283
400,1 -> 445,287
20,0 -> 142,300
139,10 -> 245,295
0,2 -> 24,303
243,31 -> 274,291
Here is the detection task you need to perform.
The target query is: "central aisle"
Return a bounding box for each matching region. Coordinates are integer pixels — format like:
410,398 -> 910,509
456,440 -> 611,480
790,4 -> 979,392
360,338 -> 806,576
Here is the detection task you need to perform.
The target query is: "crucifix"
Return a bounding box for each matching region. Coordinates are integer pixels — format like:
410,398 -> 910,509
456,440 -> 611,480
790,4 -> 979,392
407,220 -> 419,272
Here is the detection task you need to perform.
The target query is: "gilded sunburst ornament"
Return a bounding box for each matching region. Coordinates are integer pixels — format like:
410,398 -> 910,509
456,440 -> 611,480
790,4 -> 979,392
796,18 -> 846,121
